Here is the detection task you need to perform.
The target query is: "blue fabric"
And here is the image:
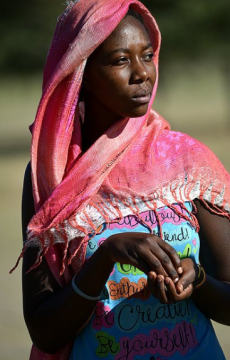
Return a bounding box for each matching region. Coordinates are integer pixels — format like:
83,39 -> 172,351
69,202 -> 225,360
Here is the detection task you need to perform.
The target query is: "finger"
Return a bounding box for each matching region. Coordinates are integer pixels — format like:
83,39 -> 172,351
175,258 -> 196,293
148,252 -> 169,277
148,271 -> 157,281
158,240 -> 182,275
164,277 -> 180,301
147,271 -> 158,298
146,247 -> 180,282
135,242 -> 169,277
176,273 -> 194,294
165,277 -> 194,302
131,257 -> 155,275
156,275 -> 169,304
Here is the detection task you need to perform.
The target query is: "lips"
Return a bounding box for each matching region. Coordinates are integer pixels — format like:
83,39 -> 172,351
131,88 -> 152,104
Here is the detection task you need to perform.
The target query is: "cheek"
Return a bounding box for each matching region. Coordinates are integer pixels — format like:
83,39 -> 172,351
150,64 -> 157,84
103,70 -> 128,90
99,75 -> 128,101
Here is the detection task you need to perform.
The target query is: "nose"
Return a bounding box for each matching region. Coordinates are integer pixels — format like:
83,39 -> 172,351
130,58 -> 149,84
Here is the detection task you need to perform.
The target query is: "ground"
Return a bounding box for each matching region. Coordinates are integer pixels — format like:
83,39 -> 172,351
1,65 -> 230,359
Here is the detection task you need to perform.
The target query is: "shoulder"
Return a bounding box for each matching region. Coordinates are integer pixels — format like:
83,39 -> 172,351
160,129 -> 224,166
22,161 -> 35,242
22,161 -> 34,207
24,161 -> 32,182
158,129 -> 230,196
161,129 -> 207,151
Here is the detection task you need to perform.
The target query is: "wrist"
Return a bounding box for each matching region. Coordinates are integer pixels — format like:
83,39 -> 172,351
99,235 -> 116,266
194,263 -> 206,289
72,275 -> 101,301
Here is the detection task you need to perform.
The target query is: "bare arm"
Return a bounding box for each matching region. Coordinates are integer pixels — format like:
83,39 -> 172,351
22,163 -> 114,353
148,199 -> 230,325
22,163 -> 181,354
192,199 -> 230,325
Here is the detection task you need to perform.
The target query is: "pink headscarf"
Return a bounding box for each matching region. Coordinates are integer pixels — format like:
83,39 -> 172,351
14,0 -> 162,279
13,0 -> 230,279
13,1 -> 230,357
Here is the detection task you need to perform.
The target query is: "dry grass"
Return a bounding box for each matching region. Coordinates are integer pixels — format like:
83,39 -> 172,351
0,66 -> 229,360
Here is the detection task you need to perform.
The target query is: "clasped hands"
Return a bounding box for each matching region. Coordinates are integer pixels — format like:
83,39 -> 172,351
102,232 -> 198,304
147,257 -> 197,304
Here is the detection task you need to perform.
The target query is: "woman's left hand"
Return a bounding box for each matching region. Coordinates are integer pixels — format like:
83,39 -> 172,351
147,258 -> 197,304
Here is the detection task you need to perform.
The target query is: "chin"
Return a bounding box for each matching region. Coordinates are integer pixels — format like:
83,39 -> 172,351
129,104 -> 149,118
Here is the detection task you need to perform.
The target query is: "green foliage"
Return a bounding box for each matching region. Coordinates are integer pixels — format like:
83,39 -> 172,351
1,0 -> 229,74
0,0 -> 63,73
143,0 -> 230,63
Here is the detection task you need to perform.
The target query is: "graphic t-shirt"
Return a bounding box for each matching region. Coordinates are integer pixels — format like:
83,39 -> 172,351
69,202 -> 225,360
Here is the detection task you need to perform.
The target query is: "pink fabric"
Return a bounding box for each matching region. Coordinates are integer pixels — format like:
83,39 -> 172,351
19,0 -> 162,277
13,1 -> 230,359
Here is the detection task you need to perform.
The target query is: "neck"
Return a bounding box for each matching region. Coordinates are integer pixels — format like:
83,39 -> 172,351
81,96 -> 123,152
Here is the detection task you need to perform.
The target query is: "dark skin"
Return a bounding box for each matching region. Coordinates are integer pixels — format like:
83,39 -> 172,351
22,16 -> 230,355
81,14 -> 156,151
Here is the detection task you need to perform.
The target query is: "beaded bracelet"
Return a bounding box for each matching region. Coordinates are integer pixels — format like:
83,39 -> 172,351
71,276 -> 101,301
195,264 -> 206,289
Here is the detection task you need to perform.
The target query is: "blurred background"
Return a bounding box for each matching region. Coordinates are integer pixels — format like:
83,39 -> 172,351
0,0 -> 230,359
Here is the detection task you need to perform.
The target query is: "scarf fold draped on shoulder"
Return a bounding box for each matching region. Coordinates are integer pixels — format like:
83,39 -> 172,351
12,1 -> 230,359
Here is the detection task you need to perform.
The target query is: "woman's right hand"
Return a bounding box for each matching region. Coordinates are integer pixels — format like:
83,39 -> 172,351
147,257 -> 197,304
101,232 -> 182,282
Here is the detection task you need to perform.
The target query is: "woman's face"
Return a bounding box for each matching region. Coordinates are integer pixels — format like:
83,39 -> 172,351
84,14 -> 156,121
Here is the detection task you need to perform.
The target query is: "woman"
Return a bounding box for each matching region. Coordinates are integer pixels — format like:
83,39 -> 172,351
14,0 -> 230,359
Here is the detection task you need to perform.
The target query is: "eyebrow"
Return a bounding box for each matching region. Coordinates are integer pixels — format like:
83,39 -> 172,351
105,42 -> 153,58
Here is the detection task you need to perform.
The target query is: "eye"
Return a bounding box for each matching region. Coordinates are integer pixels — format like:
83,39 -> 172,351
143,52 -> 154,62
112,57 -> 128,66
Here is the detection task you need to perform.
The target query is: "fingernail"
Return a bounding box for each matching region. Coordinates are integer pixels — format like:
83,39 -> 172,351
148,273 -> 154,280
178,267 -> 183,274
174,277 -> 179,283
165,278 -> 170,285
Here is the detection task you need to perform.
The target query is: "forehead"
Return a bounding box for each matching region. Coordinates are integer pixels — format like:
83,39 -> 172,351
93,15 -> 151,55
